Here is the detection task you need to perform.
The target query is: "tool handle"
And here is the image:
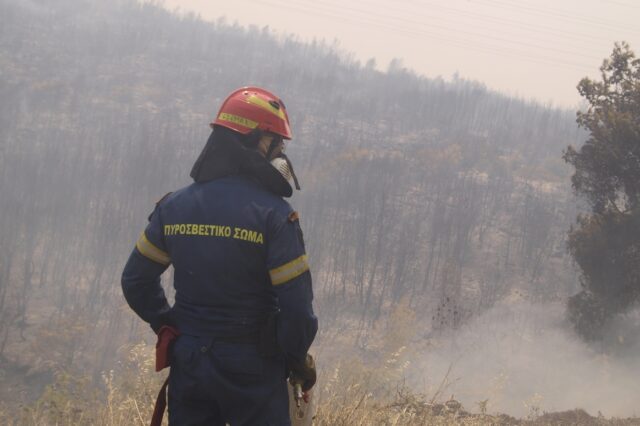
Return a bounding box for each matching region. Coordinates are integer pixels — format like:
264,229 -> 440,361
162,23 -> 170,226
294,383 -> 303,408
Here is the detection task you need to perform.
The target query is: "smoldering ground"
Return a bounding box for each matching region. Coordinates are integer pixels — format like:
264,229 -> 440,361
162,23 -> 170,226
409,302 -> 640,417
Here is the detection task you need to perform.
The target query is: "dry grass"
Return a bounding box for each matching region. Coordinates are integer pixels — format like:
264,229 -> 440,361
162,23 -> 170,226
0,343 -> 164,426
2,303 -> 639,426
2,342 -> 638,426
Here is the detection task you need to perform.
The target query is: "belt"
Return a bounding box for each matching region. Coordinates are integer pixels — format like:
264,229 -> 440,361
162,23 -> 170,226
217,332 -> 261,344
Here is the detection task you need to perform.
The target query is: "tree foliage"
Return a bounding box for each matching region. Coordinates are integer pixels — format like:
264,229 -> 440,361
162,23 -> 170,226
564,42 -> 640,341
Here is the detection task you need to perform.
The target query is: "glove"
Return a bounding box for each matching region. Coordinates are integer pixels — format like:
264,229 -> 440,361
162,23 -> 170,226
289,353 -> 316,392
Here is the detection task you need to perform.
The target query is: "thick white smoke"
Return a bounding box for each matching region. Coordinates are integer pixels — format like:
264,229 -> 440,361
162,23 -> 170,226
411,302 -> 640,417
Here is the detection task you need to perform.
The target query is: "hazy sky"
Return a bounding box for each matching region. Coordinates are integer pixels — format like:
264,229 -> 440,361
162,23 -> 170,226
161,0 -> 640,108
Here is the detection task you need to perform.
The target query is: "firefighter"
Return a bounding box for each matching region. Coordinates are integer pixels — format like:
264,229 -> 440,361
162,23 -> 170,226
121,87 -> 318,425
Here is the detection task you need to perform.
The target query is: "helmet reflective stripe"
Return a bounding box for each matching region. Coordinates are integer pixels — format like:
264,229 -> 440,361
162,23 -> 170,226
217,112 -> 258,130
211,87 -> 293,139
246,95 -> 286,120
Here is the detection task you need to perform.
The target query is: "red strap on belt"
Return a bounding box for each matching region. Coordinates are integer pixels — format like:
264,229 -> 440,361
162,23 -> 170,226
155,325 -> 180,372
150,377 -> 169,426
150,325 -> 180,426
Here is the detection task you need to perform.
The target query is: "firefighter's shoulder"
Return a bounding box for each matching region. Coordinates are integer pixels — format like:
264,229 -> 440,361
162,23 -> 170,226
155,192 -> 173,206
147,192 -> 173,221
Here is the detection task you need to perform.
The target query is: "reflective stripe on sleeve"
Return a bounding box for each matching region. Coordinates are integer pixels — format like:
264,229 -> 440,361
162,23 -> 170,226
269,254 -> 309,286
136,232 -> 171,266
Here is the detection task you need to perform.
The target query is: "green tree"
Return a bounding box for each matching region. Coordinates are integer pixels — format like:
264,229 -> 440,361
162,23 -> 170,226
563,42 -> 640,341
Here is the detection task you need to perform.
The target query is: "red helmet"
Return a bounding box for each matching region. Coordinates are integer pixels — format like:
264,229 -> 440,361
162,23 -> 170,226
211,87 -> 292,140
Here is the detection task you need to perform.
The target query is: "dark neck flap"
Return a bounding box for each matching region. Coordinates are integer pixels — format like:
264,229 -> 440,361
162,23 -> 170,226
190,127 -> 293,198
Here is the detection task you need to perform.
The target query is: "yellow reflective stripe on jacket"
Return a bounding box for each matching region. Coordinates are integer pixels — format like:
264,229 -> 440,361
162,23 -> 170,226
136,232 -> 171,266
269,254 -> 309,286
246,95 -> 286,120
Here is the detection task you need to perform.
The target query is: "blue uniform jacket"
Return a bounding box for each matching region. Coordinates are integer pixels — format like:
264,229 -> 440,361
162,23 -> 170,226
121,175 -> 317,364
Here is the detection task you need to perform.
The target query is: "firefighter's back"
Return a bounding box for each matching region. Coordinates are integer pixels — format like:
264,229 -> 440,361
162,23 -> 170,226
159,175 -> 291,337
156,175 -> 293,425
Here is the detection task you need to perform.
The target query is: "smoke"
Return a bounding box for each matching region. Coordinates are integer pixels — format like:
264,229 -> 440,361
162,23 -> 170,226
9,0 -> 50,16
412,302 -> 640,417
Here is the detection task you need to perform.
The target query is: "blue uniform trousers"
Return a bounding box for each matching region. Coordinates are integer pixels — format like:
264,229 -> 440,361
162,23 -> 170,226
168,334 -> 291,426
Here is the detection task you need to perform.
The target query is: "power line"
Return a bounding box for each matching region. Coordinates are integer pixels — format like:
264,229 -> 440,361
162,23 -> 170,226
473,0 -> 640,35
314,0 -> 614,54
254,0 -> 598,70
302,0 -> 611,61
600,0 -> 640,8
348,0 -> 615,45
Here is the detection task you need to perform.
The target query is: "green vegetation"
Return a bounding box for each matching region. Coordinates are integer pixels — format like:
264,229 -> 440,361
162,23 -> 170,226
564,43 -> 640,341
